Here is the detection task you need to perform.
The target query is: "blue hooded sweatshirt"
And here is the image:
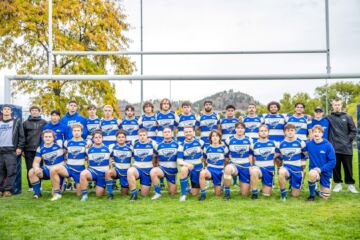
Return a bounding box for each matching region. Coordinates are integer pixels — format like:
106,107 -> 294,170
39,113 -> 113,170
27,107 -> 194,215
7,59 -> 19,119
306,139 -> 336,174
60,112 -> 88,140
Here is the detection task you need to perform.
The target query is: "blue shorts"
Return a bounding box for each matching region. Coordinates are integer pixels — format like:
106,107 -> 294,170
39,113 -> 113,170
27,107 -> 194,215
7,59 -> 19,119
284,167 -> 303,189
235,165 -> 250,184
135,167 -> 152,187
259,167 -> 274,187
317,171 -> 332,189
41,166 -> 51,180
115,167 -> 129,188
207,167 -> 223,186
65,165 -> 84,184
88,168 -> 106,188
159,166 -> 178,185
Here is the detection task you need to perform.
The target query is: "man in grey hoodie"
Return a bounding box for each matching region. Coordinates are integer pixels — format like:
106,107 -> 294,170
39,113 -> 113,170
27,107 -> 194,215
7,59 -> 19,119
328,99 -> 358,193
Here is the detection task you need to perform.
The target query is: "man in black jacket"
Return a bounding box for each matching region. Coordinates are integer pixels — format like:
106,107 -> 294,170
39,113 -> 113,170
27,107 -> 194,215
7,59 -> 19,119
23,106 -> 47,191
0,105 -> 25,197
328,99 -> 358,193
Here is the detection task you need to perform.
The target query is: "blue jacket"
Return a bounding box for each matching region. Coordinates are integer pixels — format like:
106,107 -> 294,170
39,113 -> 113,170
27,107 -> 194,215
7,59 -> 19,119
42,121 -> 67,145
306,139 -> 336,174
60,112 -> 88,139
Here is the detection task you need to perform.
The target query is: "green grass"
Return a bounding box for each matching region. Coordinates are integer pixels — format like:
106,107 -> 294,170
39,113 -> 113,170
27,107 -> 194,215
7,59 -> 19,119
1,151 -> 360,240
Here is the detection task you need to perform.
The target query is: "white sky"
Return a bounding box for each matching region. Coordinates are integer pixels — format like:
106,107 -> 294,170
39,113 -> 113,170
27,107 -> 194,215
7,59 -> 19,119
1,0 -> 360,106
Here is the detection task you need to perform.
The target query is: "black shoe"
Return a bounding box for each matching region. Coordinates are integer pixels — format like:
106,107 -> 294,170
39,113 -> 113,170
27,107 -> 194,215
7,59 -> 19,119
251,194 -> 258,200
66,183 -> 72,191
199,195 -> 206,201
88,182 -> 93,189
223,193 -> 230,201
315,190 -> 320,196
306,196 -> 315,202
129,194 -> 137,202
108,194 -> 114,200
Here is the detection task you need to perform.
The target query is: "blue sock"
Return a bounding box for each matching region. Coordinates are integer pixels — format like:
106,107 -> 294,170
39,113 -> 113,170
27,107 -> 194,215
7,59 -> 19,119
54,189 -> 61,195
252,189 -> 258,196
160,178 -> 164,185
32,181 -> 41,196
233,176 -> 237,185
81,190 -> 88,196
180,177 -> 188,196
106,180 -> 114,195
225,186 -> 230,195
308,181 -> 316,197
131,189 -> 138,197
280,188 -> 287,198
201,189 -> 206,197
154,184 -> 161,194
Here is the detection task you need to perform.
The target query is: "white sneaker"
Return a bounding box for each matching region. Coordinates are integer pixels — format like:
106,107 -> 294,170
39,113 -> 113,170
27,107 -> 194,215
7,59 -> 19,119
50,194 -> 62,201
151,193 -> 161,200
179,195 -> 187,202
332,183 -> 342,192
28,188 -> 33,192
347,185 -> 359,194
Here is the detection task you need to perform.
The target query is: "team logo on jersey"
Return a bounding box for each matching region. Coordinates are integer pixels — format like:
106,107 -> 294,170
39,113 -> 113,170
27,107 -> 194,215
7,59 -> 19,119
114,150 -> 132,161
143,121 -> 156,129
267,118 -> 280,128
282,149 -> 299,160
246,123 -> 259,131
159,148 -> 177,161
180,120 -> 195,127
258,147 -> 273,159
92,153 -> 106,165
123,125 -> 138,134
68,146 -> 85,158
102,125 -> 116,134
135,149 -> 152,161
230,145 -> 248,156
87,126 -> 97,133
185,147 -> 199,159
42,151 -> 59,164
158,119 -> 174,128
207,153 -> 222,163
202,119 -> 217,129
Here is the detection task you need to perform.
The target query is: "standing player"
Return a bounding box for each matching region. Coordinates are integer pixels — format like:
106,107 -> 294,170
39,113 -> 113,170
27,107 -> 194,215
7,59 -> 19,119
50,123 -> 87,200
276,124 -> 308,201
220,105 -> 238,142
100,105 -> 121,147
156,98 -> 176,143
79,131 -> 111,201
119,105 -> 139,144
199,130 -> 229,201
250,125 -> 277,199
223,122 -> 253,199
86,104 -> 101,140
242,103 -> 264,142
127,129 -> 157,201
105,130 -> 132,200
306,125 -> 336,201
198,100 -> 220,144
43,110 -> 67,147
177,126 -> 205,202
28,130 -> 65,199
263,101 -> 286,143
285,103 -> 311,141
60,100 -> 88,140
138,101 -> 158,141
309,106 -> 329,140
175,101 -> 198,143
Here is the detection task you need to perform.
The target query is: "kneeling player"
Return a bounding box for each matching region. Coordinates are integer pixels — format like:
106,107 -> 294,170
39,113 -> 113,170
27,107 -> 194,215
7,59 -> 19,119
223,122 -> 253,199
250,125 -> 277,199
28,130 -> 65,199
50,123 -> 87,200
151,127 -> 178,200
177,126 -> 204,201
79,131 -> 111,201
276,124 -> 307,201
306,125 -> 336,201
127,129 -> 157,201
105,130 -> 132,200
199,130 -> 229,201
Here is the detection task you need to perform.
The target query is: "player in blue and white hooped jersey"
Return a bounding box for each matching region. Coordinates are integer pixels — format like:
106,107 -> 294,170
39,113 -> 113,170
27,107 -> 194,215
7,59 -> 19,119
175,101 -> 198,143
86,104 -> 101,140
285,102 -> 311,141
306,125 -> 336,201
276,123 -> 308,201
249,125 -> 277,199
223,122 -> 253,199
150,127 -> 179,200
263,101 -> 286,143
119,105 -> 139,144
28,130 -> 65,199
198,100 -> 220,144
178,126 -> 205,202
220,105 -> 238,142
79,131 -> 111,201
309,106 -> 329,140
242,103 -> 264,142
138,101 -> 158,141
156,98 -> 177,143
105,130 -> 132,200
127,129 -> 157,201
100,105 -> 121,147
199,130 -> 229,201
49,123 -> 87,201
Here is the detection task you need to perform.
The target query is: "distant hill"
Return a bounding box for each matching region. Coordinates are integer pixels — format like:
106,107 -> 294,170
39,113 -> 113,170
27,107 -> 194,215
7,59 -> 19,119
118,89 -> 259,115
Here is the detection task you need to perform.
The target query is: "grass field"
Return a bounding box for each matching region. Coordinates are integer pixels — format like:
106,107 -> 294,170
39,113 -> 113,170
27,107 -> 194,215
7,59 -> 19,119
1,152 -> 360,240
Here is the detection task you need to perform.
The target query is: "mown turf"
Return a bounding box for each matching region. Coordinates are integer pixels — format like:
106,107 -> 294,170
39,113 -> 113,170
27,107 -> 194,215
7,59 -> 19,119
1,151 -> 359,240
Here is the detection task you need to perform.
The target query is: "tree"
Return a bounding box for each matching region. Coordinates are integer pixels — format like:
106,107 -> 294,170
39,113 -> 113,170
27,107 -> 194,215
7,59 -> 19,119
0,0 -> 135,116
278,92 -> 321,115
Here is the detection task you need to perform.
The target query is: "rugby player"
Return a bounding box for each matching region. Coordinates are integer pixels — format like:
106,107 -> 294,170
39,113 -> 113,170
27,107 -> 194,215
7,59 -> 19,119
198,100 -> 220,144
100,105 -> 121,147
138,101 -> 158,141
175,101 -> 198,143
119,105 -> 139,144
242,103 -> 264,142
220,105 -> 238,142
263,101 -> 286,143
156,98 -> 176,143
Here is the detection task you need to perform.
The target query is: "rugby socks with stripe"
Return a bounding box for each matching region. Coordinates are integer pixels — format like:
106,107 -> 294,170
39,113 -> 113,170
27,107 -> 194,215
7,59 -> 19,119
180,178 -> 188,196
280,188 -> 287,199
81,190 -> 88,197
225,186 -> 230,195
308,181 -> 316,197
32,181 -> 41,196
54,189 -> 61,195
252,189 -> 258,197
201,189 -> 207,197
154,184 -> 161,195
106,180 -> 114,196
131,189 -> 138,197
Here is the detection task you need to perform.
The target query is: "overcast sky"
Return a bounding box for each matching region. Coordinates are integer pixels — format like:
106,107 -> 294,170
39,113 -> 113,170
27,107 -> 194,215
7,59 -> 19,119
1,0 -> 360,106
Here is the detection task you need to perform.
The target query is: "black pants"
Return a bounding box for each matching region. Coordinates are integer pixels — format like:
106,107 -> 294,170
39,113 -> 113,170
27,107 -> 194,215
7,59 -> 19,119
24,151 -> 37,188
0,152 -> 17,192
333,153 -> 355,184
